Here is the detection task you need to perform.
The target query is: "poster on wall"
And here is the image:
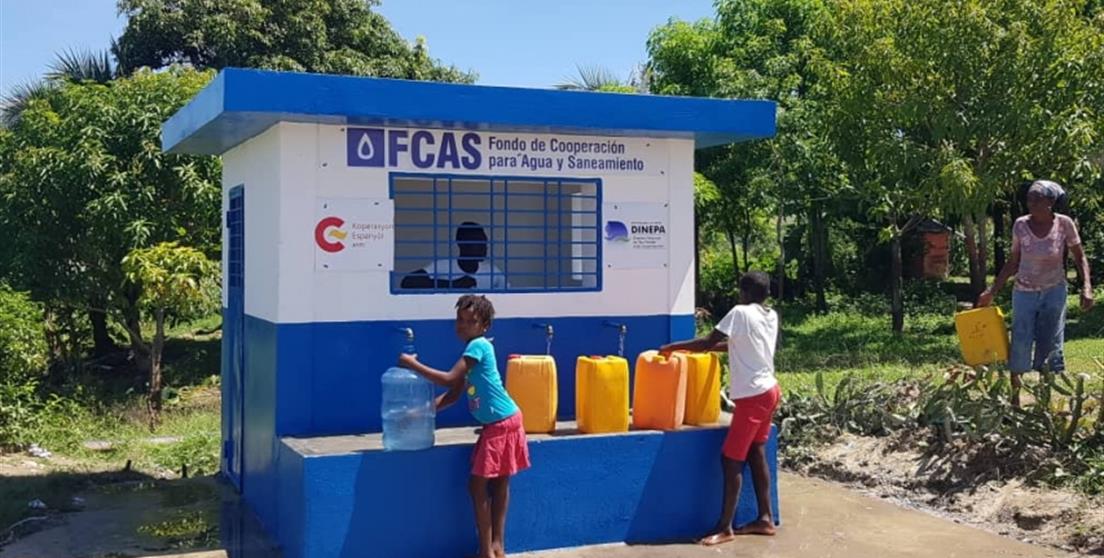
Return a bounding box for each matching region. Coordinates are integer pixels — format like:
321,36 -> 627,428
602,202 -> 669,270
314,198 -> 394,271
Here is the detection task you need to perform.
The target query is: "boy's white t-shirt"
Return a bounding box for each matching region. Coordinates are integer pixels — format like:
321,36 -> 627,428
715,303 -> 779,400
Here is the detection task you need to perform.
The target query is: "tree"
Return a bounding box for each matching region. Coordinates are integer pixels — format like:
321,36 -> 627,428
0,68 -> 221,366
112,0 -> 474,83
1,49 -> 126,354
648,0 -> 844,310
123,242 -> 218,427
820,0 -> 1104,330
2,49 -> 117,128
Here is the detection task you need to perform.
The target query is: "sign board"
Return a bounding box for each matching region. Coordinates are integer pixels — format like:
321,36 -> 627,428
602,202 -> 669,270
346,127 -> 668,177
314,198 -> 394,271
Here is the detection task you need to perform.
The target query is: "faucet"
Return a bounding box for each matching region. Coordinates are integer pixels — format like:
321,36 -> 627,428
396,327 -> 415,353
602,321 -> 628,357
533,322 -> 554,355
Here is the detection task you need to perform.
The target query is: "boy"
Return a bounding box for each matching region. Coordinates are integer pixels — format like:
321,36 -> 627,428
660,271 -> 780,546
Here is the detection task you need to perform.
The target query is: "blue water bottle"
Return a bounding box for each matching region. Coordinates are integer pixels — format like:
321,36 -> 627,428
381,329 -> 436,450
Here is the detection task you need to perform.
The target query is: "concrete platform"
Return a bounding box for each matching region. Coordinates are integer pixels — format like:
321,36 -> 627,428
520,473 -> 1077,558
273,417 -> 779,558
282,417 -> 733,455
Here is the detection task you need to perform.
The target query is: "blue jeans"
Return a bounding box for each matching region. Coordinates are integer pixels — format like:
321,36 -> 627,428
1010,284 -> 1067,374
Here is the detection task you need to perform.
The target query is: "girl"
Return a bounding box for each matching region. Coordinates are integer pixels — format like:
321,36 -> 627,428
398,294 -> 530,558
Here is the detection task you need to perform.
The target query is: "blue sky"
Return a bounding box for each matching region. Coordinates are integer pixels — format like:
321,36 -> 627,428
1,0 -> 715,94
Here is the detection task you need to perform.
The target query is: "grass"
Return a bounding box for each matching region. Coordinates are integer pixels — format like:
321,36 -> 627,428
33,388 -> 221,476
138,508 -> 219,549
0,317 -> 223,538
773,292 -> 1104,397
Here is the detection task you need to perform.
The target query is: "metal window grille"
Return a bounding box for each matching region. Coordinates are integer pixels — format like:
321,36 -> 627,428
227,186 -> 244,289
389,173 -> 602,294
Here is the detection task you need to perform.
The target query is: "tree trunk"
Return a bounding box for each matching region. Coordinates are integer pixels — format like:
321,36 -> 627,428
147,308 -> 165,431
727,228 -> 740,282
694,208 -> 701,306
963,213 -> 986,297
742,206 -> 752,273
976,209 -> 989,288
810,202 -> 828,314
891,232 -> 904,334
993,202 -> 1006,273
777,198 -> 785,301
89,308 -> 116,357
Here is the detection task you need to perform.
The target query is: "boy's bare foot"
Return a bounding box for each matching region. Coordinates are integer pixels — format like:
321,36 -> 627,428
733,519 -> 776,536
697,528 -> 737,546
492,543 -> 506,558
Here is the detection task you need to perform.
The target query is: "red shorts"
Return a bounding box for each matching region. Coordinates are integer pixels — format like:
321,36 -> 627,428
471,412 -> 531,478
722,385 -> 781,461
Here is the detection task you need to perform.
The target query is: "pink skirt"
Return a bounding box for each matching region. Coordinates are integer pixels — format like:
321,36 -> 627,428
471,412 -> 531,478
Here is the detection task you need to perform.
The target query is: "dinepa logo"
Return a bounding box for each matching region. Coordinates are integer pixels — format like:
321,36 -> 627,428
315,216 -> 347,253
346,127 -> 482,170
604,221 -> 630,242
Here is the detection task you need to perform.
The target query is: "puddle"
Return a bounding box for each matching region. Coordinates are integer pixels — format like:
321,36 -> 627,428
1,477 -> 281,558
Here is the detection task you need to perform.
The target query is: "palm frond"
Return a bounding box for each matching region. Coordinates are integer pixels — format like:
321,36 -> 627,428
555,64 -> 625,91
1,80 -> 56,128
47,48 -> 116,84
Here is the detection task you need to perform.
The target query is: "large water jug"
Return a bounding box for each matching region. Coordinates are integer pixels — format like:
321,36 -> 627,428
633,350 -> 687,431
381,338 -> 436,451
575,355 -> 630,434
504,355 -> 558,434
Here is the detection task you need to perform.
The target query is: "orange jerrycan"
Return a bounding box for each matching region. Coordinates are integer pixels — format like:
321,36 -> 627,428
954,306 -> 1010,366
504,355 -> 558,433
633,351 -> 688,431
681,351 -> 721,426
575,355 -> 630,434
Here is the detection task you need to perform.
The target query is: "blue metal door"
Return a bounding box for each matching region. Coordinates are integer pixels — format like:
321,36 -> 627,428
223,185 -> 245,490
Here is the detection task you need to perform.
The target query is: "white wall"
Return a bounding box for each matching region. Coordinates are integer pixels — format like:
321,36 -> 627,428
222,125 -> 283,322
224,122 -> 696,324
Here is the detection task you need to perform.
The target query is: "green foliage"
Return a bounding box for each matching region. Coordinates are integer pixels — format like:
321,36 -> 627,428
823,0 -> 1104,212
0,68 -> 220,354
113,0 -> 474,83
0,284 -> 49,382
0,284 -> 50,447
138,509 -> 218,548
123,243 -> 219,324
778,363 -> 1104,493
649,0 -> 848,309
143,431 -> 220,477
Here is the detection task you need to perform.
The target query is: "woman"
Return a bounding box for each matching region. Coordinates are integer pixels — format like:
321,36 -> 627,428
977,180 -> 1093,406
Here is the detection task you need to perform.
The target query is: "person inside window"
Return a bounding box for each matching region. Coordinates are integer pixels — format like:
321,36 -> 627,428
400,222 -> 507,290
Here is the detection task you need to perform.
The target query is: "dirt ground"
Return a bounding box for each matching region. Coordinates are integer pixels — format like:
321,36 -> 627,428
798,433 -> 1104,555
2,462 -> 1083,558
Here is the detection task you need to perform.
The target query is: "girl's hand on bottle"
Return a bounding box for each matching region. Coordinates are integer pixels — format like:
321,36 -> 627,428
398,353 -> 419,369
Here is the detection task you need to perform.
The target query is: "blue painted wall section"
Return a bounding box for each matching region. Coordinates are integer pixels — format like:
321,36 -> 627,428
241,315 -> 279,532
254,312 -> 694,438
234,311 -> 697,541
275,426 -> 779,558
163,69 -> 777,156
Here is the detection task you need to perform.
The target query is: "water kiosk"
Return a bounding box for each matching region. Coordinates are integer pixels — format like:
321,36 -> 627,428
162,68 -> 777,558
